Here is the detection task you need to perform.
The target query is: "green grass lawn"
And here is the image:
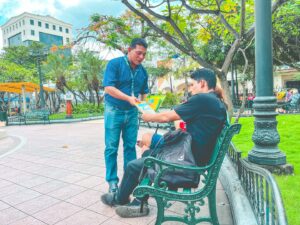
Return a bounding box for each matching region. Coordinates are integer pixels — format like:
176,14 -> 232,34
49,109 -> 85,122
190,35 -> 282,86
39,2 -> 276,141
232,114 -> 300,225
49,112 -> 101,120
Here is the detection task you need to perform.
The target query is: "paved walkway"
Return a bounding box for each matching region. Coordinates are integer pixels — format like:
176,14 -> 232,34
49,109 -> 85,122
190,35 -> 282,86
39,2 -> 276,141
0,121 -> 233,225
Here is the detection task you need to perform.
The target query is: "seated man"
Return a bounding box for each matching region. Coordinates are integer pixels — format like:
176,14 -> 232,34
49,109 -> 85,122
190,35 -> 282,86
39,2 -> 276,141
101,68 -> 227,218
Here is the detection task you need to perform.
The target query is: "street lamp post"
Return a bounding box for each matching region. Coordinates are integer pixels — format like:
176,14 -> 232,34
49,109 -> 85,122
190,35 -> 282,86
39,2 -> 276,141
37,54 -> 45,108
248,0 -> 292,173
30,49 -> 48,109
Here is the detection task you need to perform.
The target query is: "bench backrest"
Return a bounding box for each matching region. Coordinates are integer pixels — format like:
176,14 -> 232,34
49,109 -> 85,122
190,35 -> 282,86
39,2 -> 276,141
205,123 -> 241,187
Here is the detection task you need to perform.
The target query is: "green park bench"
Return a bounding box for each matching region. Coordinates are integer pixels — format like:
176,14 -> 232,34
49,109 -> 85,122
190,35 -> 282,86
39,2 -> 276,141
7,115 -> 25,125
133,122 -> 241,225
25,109 -> 50,125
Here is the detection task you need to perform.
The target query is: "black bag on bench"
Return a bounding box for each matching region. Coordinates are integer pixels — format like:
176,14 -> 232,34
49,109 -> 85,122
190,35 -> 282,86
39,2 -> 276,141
147,130 -> 200,188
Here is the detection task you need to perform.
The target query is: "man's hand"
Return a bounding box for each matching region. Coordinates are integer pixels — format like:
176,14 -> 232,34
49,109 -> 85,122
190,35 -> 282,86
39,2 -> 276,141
128,96 -> 140,106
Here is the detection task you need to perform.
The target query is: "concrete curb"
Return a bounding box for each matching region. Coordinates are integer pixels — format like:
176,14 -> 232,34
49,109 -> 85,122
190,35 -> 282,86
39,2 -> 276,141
219,156 -> 258,225
50,116 -> 103,124
7,116 -> 103,126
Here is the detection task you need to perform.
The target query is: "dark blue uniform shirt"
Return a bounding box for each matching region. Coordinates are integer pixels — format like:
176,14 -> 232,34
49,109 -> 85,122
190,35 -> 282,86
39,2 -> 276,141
174,92 -> 226,165
103,56 -> 149,110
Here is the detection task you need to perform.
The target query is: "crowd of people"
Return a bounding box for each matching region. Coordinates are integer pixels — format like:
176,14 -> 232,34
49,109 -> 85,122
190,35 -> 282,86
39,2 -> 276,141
276,88 -> 300,113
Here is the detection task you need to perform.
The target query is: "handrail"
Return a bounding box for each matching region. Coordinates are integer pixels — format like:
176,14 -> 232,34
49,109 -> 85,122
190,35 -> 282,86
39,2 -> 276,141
227,143 -> 288,225
240,159 -> 287,225
227,142 -> 242,177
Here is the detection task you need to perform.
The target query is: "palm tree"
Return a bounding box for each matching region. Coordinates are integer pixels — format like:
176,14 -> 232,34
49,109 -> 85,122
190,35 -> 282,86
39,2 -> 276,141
76,50 -> 105,106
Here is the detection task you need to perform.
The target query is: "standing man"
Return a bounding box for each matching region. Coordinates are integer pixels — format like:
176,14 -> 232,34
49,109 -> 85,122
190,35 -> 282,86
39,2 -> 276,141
103,38 -> 149,193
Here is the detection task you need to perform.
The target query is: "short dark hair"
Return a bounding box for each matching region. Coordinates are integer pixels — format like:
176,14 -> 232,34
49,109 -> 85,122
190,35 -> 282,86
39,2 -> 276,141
190,68 -> 216,89
130,38 -> 148,49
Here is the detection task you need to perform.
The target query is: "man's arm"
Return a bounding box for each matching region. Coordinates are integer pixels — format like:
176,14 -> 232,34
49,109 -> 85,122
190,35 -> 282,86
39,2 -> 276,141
141,110 -> 181,123
105,86 -> 139,106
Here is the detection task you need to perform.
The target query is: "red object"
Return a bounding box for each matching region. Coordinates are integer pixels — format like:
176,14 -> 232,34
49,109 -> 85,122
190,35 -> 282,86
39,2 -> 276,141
179,121 -> 186,131
66,100 -> 72,118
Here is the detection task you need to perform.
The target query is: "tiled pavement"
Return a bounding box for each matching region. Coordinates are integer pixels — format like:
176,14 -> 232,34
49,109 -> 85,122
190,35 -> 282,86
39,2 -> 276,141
0,120 -> 233,225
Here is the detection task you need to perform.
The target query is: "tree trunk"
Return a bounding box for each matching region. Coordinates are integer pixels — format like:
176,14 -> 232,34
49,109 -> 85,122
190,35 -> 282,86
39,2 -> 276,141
88,88 -> 95,104
95,89 -> 100,107
54,92 -> 62,113
219,72 -> 233,117
79,91 -> 88,102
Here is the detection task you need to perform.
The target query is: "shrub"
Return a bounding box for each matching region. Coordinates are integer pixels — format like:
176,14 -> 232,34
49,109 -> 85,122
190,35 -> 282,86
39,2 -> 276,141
161,92 -> 182,108
73,103 -> 104,114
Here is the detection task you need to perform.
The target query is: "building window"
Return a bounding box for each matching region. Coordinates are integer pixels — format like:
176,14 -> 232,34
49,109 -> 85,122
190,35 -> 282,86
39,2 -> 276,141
59,26 -> 62,32
65,28 -> 69,33
19,21 -> 21,27
23,20 -> 25,25
45,23 -> 49,29
3,30 -> 5,34
53,25 -> 56,30
66,37 -> 70,43
30,19 -> 34,25
23,30 -> 25,35
16,23 -> 18,29
39,32 -> 63,48
38,21 -> 42,27
31,30 -> 35,36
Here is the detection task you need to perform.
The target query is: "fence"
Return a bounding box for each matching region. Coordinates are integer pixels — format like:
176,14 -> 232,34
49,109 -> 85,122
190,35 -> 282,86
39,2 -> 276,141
227,144 -> 288,225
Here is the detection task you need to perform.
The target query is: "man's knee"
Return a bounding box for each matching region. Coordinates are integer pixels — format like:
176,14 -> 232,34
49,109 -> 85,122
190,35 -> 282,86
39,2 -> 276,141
141,133 -> 153,148
126,158 -> 144,174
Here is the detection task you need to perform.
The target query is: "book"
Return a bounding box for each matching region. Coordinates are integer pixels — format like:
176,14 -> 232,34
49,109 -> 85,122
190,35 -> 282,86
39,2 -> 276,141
135,101 -> 156,114
146,95 -> 165,111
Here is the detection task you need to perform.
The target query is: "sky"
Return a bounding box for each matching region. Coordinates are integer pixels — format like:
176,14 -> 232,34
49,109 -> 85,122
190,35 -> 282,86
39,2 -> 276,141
0,0 -> 126,50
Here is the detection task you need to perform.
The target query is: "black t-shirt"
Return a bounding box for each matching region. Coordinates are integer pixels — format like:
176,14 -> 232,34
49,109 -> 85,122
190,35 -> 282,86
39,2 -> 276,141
174,92 -> 226,166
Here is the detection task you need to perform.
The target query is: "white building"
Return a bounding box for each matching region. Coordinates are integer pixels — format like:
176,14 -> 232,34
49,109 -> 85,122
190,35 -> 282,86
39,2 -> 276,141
0,12 -> 72,48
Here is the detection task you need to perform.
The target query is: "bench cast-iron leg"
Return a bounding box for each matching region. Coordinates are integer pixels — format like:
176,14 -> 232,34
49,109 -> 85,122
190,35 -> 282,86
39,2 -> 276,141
208,187 -> 220,225
154,197 -> 165,225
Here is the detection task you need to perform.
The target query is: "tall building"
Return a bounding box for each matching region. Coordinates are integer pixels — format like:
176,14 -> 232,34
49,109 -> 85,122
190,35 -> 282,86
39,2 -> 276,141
0,12 -> 72,48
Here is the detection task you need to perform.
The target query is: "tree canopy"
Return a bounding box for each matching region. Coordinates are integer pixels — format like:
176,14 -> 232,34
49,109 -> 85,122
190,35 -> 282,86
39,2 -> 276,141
120,0 -> 297,111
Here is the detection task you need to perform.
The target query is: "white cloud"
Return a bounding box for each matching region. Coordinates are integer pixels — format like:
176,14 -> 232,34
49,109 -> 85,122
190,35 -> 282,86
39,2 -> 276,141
72,41 -> 124,60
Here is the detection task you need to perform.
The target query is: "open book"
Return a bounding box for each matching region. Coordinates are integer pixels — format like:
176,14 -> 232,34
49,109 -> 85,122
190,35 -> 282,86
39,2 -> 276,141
135,101 -> 156,114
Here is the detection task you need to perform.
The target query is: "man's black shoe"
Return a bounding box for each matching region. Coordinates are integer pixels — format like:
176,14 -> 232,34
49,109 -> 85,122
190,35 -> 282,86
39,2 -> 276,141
101,193 -> 120,207
109,182 -> 118,193
115,198 -> 150,218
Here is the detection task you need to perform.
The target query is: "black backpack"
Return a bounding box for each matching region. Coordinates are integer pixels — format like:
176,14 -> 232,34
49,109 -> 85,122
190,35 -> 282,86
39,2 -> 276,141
147,129 -> 200,188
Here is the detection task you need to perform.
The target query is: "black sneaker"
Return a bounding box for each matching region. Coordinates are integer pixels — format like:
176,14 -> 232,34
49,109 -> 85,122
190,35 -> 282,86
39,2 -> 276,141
109,182 -> 118,193
115,198 -> 150,218
101,193 -> 120,207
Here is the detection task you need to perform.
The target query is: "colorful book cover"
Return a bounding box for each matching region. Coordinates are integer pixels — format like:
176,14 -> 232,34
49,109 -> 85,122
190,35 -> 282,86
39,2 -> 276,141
146,95 -> 165,111
135,102 -> 156,114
